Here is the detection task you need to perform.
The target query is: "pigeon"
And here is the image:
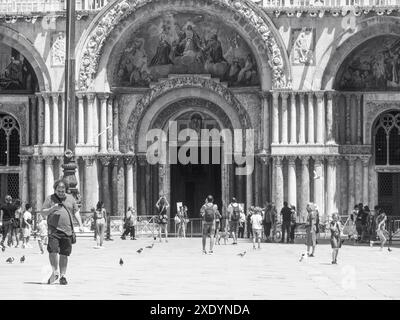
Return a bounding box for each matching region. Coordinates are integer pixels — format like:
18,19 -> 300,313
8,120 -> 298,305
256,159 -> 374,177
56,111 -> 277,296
119,258 -> 123,266
299,253 -> 305,262
388,248 -> 392,252
1,246 -> 5,252
145,244 -> 154,249
153,237 -> 157,241
237,251 -> 247,257
137,248 -> 144,254
20,256 -> 25,263
6,257 -> 14,264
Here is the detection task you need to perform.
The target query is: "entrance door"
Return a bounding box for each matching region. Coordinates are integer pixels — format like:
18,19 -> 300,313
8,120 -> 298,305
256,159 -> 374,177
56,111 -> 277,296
378,173 -> 400,215
170,146 -> 222,219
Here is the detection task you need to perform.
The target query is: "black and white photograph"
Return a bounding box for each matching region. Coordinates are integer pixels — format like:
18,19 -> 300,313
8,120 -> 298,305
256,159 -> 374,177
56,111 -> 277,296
0,0 -> 400,307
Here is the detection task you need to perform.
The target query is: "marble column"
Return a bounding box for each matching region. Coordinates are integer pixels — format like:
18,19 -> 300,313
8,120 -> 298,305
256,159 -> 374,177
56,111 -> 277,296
51,93 -> 59,145
60,93 -> 65,145
36,93 -> 44,144
361,156 -> 370,206
298,92 -> 306,144
301,156 -> 310,222
290,92 -> 297,144
347,156 -> 356,212
345,94 -> 351,144
287,156 -> 297,208
246,167 -> 253,211
113,97 -> 120,152
315,92 -> 325,144
34,157 -> 44,210
124,155 -> 136,210
77,93 -> 85,145
272,92 -> 279,144
56,156 -> 63,179
107,95 -> 114,152
274,156 -> 284,213
356,94 -> 362,144
100,155 -> 113,214
307,92 -> 315,144
98,93 -> 109,153
83,156 -> 97,211
313,156 -> 325,220
326,91 -> 335,145
326,156 -> 338,220
281,92 -> 289,144
29,96 -> 37,145
137,155 -> 147,215
112,156 -> 120,216
20,156 -> 30,205
260,156 -> 270,205
43,93 -> 51,145
86,93 -> 95,145
44,157 -> 54,198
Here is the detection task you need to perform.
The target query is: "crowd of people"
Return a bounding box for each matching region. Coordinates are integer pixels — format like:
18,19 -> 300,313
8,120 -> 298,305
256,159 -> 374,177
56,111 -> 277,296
0,185 -> 393,285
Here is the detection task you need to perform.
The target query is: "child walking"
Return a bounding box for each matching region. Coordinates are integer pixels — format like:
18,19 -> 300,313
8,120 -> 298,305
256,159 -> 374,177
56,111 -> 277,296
251,208 -> 263,250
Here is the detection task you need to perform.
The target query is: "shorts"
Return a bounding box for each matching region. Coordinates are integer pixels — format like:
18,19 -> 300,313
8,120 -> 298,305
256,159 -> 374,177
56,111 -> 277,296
23,227 -> 31,238
253,228 -> 262,238
230,221 -> 239,234
47,229 -> 72,256
202,223 -> 215,236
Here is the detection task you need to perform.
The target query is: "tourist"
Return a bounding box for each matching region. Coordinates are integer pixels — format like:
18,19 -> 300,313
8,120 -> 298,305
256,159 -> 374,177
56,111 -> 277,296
246,206 -> 253,239
122,206 -> 137,240
305,203 -> 318,257
181,205 -> 189,238
155,196 -> 169,242
238,207 -> 246,239
262,203 -> 273,242
363,205 -> 372,242
200,195 -> 219,254
41,179 -> 84,285
0,195 -> 18,249
227,197 -> 241,245
371,209 -> 388,250
94,201 -> 106,247
289,205 -> 297,244
355,203 -> 364,242
21,203 -> 33,249
13,199 -> 22,248
36,213 -> 48,254
91,207 -> 97,241
270,203 -> 278,241
218,204 -> 229,245
280,201 -> 292,243
330,212 -> 342,264
214,203 -> 222,243
251,207 -> 263,250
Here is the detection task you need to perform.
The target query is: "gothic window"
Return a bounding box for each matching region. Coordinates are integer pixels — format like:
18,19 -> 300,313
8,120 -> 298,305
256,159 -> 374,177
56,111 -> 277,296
374,111 -> 400,166
0,114 -> 20,166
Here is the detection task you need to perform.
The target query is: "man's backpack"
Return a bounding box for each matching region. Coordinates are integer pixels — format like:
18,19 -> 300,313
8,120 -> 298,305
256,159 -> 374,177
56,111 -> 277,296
231,205 -> 241,222
204,205 -> 215,223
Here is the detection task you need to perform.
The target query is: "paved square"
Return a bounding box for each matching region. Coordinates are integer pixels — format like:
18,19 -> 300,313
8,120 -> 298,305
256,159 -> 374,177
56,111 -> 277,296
0,237 -> 399,300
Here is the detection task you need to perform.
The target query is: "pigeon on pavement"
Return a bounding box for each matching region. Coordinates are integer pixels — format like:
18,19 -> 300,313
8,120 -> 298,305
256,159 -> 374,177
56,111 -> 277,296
145,244 -> 154,249
237,251 -> 246,257
6,257 -> 14,263
388,248 -> 392,252
20,255 -> 25,263
137,248 -> 144,254
299,253 -> 305,262
119,258 -> 123,266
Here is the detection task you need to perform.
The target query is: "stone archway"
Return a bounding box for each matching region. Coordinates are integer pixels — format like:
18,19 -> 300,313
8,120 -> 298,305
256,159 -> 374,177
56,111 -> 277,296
0,25 -> 51,91
76,0 -> 291,91
313,16 -> 400,90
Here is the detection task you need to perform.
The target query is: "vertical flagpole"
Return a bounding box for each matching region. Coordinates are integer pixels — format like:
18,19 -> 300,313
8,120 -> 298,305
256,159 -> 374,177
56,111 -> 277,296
62,0 -> 79,200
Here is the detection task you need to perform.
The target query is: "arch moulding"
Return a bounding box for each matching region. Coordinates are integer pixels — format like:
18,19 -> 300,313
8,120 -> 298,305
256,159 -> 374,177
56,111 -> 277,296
126,76 -> 252,153
76,0 -> 291,91
313,16 -> 400,90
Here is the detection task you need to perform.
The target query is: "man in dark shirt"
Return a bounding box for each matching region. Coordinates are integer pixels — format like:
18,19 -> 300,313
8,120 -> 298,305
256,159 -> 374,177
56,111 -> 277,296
0,195 -> 18,249
280,201 -> 292,243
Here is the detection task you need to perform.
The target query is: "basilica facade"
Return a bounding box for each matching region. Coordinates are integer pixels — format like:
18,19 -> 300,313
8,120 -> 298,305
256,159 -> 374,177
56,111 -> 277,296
0,0 -> 400,220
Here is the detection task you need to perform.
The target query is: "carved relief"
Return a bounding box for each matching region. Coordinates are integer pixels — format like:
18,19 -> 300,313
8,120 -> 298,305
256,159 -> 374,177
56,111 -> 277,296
78,0 -> 289,90
51,32 -> 66,67
290,28 -> 315,66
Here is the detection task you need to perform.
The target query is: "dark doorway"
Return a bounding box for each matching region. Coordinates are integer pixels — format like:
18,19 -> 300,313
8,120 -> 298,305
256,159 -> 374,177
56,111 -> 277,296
170,146 -> 222,219
378,173 -> 400,215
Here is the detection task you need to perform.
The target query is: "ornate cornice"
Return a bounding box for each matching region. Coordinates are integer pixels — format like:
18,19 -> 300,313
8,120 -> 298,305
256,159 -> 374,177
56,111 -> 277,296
77,0 -> 290,91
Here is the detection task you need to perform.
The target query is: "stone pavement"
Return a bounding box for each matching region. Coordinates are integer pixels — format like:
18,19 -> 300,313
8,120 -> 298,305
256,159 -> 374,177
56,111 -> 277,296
0,236 -> 399,300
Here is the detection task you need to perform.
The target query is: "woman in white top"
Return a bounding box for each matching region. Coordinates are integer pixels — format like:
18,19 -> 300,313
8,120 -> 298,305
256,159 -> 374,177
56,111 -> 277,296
22,203 -> 33,248
94,201 -> 106,248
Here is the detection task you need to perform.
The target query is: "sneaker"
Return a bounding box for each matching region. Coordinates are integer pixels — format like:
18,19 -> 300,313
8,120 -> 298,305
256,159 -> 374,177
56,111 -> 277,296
209,250 -> 213,254
202,250 -> 207,254
47,272 -> 59,285
40,249 -> 44,254
308,253 -> 314,257
59,276 -> 68,285
15,244 -> 20,248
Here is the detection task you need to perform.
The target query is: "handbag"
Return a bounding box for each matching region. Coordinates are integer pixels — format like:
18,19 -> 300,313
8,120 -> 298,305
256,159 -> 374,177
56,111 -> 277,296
54,194 -> 77,244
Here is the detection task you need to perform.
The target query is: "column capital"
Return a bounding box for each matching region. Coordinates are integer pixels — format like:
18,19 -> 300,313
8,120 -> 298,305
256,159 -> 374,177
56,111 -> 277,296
313,155 -> 324,165
44,156 -> 54,165
287,156 -> 297,165
258,91 -> 270,99
345,155 -> 357,164
97,92 -> 110,100
272,91 -> 280,100
273,156 -> 284,166
360,155 -> 371,166
33,156 -> 44,164
301,156 -> 310,165
123,154 -> 136,166
19,155 -> 30,163
99,155 -> 114,167
83,156 -> 96,166
280,91 -> 289,99
76,92 -> 86,99
86,92 -> 96,102
325,90 -> 336,99
50,92 -> 61,99
41,92 -> 51,101
256,154 -> 270,165
297,91 -> 306,97
314,91 -> 325,100
326,156 -> 339,166
137,154 -> 148,166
